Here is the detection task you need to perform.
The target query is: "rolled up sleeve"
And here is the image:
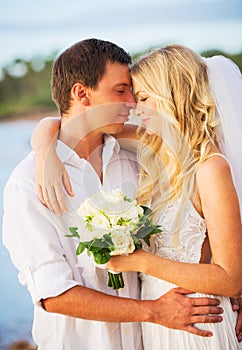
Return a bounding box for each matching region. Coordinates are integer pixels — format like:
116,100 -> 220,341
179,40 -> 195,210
3,181 -> 81,304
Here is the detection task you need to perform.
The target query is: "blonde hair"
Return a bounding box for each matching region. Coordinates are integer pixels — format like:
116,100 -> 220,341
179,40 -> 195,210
132,44 -> 220,222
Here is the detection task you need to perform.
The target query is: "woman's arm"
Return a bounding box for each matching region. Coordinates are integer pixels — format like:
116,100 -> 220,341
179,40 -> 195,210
31,116 -> 74,215
107,156 -> 242,297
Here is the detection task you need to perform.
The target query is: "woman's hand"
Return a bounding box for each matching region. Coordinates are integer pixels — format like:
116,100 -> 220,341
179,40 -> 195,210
35,146 -> 74,215
106,249 -> 148,273
31,116 -> 74,215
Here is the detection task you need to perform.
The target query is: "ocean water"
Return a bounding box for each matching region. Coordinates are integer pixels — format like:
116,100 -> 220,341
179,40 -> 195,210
0,120 -> 39,350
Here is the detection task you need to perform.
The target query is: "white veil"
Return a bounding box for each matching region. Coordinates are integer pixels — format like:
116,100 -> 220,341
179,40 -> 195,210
205,55 -> 242,215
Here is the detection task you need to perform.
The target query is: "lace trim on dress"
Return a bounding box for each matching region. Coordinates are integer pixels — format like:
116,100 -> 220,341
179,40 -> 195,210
154,199 -> 207,263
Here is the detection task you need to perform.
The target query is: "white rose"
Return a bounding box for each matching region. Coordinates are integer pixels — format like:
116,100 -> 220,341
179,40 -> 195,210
110,229 -> 135,255
79,214 -> 110,240
79,227 -> 97,241
77,199 -> 99,220
100,188 -> 124,203
91,213 -> 110,229
70,211 -> 95,241
109,215 -> 123,227
89,226 -> 110,239
120,204 -> 143,221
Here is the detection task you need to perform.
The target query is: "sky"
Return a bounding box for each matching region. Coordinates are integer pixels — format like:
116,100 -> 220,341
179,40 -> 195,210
0,0 -> 242,71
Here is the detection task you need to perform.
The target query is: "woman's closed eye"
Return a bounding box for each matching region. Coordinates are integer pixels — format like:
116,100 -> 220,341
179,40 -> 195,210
135,94 -> 149,103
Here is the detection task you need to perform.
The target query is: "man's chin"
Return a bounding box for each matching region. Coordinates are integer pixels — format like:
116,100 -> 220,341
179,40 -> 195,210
106,123 -> 125,135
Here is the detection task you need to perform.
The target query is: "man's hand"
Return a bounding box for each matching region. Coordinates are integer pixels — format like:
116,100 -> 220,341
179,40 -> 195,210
151,287 -> 223,337
231,297 -> 242,342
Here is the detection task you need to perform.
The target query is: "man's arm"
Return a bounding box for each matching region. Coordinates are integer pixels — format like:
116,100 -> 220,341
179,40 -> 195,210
3,180 -> 223,338
43,285 -> 223,337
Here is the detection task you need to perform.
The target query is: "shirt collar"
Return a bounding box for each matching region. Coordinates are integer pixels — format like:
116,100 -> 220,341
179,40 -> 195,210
103,134 -> 120,153
56,134 -> 120,164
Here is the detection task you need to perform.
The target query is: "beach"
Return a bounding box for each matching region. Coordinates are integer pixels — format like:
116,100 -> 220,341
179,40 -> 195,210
0,117 -> 45,350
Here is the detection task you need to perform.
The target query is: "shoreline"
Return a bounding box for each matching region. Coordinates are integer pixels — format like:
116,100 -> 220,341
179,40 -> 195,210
0,109 -> 58,124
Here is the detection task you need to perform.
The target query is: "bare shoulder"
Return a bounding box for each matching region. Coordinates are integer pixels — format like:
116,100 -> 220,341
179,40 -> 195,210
196,155 -> 232,184
196,155 -> 239,217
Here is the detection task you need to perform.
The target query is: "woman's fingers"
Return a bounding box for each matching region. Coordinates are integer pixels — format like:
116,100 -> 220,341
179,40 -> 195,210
55,183 -> 68,214
37,185 -> 46,206
42,186 -> 60,215
63,171 -> 74,197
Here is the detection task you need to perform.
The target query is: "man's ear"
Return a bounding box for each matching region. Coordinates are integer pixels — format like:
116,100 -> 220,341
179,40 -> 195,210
71,83 -> 89,105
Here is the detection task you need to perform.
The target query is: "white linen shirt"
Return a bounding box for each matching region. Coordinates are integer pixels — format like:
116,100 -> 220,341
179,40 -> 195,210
3,136 -> 143,350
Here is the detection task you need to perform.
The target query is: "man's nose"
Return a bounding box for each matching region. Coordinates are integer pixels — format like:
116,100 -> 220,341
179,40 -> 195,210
124,91 -> 136,109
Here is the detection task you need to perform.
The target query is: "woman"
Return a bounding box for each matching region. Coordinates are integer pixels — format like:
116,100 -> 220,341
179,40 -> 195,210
31,44 -> 242,349
106,45 -> 242,349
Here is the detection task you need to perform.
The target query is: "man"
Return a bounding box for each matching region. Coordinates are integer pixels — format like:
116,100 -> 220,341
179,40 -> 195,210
3,39 -> 223,349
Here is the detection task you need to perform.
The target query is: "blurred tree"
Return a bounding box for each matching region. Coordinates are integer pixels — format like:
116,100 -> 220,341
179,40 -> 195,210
0,54 -> 57,119
201,49 -> 242,71
0,48 -> 241,120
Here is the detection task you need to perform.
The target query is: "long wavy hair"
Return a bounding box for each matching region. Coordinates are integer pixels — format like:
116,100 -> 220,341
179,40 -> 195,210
131,44 -> 220,222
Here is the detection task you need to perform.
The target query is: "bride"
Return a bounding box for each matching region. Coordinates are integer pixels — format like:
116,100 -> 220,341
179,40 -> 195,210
31,44 -> 242,349
106,45 -> 242,349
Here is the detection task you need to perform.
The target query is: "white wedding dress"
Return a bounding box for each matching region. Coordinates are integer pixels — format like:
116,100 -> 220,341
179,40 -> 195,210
140,198 -> 241,350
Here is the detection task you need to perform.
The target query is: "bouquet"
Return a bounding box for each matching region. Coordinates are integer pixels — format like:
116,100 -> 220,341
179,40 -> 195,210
66,188 -> 161,289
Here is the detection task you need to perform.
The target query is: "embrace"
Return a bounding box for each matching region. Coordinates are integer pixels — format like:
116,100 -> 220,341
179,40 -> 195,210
3,38 -> 242,349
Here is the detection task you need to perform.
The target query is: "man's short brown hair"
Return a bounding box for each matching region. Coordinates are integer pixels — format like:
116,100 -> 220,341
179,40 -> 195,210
51,38 -> 131,115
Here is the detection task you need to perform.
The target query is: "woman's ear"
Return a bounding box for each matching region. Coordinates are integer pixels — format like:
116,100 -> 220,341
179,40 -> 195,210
71,83 -> 89,105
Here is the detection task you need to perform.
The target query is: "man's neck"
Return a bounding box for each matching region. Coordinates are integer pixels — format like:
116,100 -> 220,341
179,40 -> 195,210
58,113 -> 105,182
58,113 -> 104,159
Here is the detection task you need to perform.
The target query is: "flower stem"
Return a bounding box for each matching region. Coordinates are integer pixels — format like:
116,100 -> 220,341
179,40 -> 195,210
108,272 -> 124,289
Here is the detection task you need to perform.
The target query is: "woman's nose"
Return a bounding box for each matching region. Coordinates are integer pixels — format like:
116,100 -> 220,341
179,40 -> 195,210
134,106 -> 144,117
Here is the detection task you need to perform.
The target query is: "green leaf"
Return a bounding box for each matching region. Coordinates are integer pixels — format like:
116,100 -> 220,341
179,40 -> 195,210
94,251 -> 111,264
143,236 -> 151,246
89,238 -> 106,252
65,227 -> 80,238
123,195 -> 133,202
134,240 -> 142,250
150,227 -> 162,234
135,225 -> 156,239
141,205 -> 152,216
87,250 -> 92,257
76,242 -> 86,255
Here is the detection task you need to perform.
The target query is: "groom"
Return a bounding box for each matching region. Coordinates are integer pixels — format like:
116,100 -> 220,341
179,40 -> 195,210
3,39 -> 224,349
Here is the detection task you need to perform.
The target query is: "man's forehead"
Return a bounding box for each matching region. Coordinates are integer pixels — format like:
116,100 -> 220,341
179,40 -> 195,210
100,63 -> 132,87
104,62 -> 130,77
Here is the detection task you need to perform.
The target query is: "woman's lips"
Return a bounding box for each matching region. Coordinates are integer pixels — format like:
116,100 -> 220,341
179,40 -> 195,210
142,117 -> 151,123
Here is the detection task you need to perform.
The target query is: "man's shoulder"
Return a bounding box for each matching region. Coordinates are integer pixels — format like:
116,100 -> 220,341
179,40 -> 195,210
6,151 -> 35,189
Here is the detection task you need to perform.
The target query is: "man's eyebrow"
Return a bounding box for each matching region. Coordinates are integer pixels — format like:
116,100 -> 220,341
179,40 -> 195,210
113,83 -> 130,87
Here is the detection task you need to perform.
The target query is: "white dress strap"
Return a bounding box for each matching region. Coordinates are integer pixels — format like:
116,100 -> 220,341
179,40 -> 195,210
205,152 -> 229,162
